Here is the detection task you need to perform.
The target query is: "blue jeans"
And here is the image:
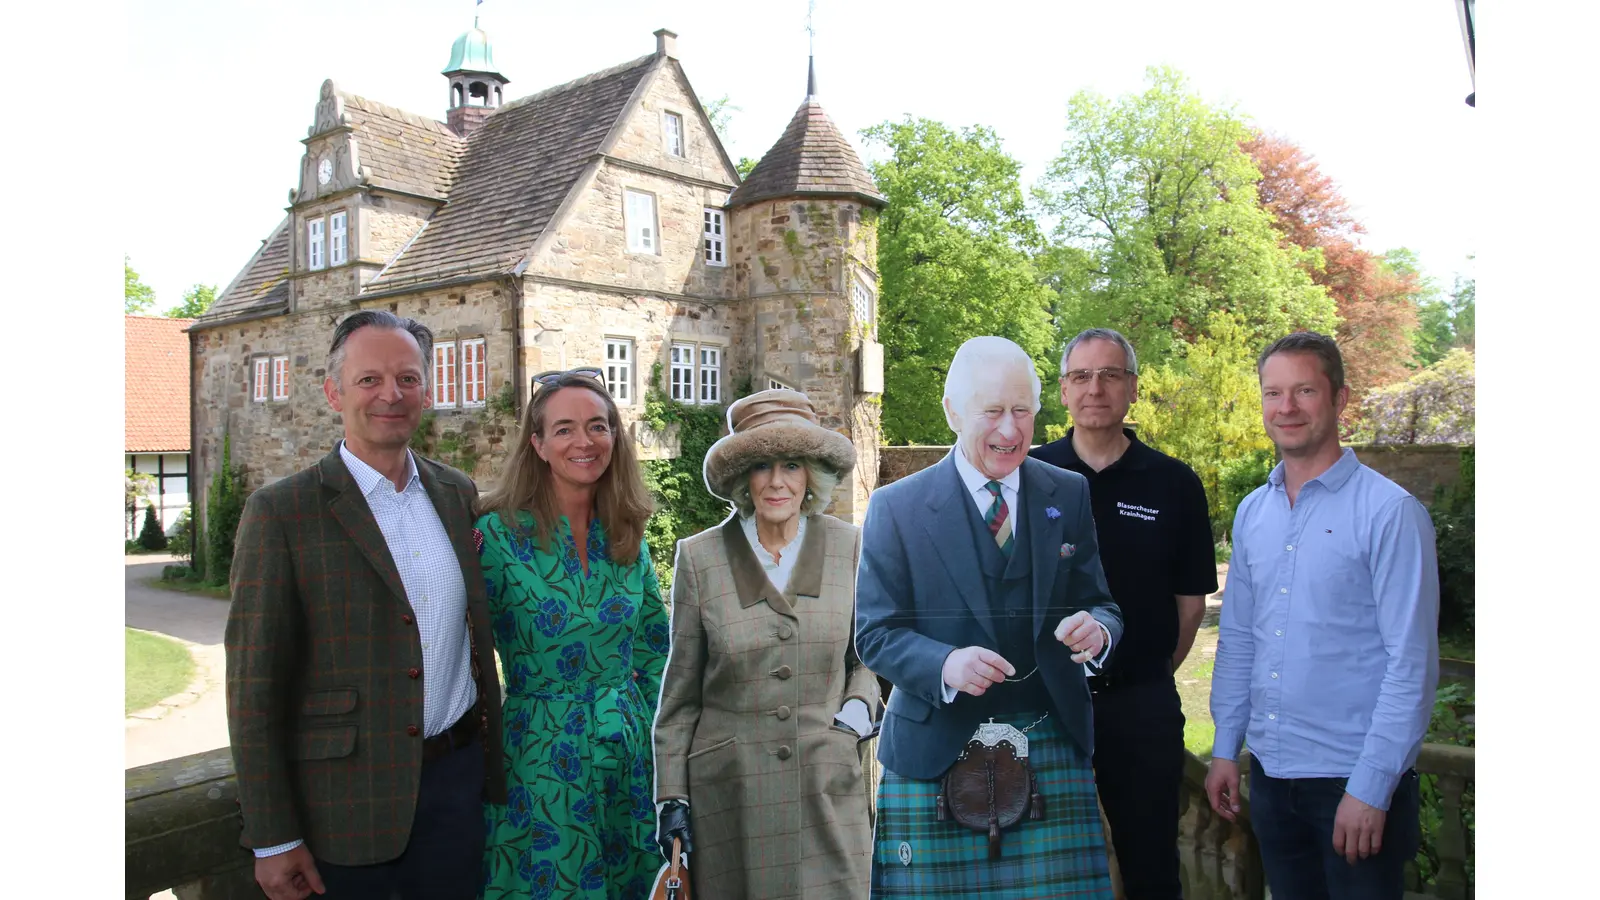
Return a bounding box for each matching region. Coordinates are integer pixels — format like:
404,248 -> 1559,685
1249,758 -> 1420,900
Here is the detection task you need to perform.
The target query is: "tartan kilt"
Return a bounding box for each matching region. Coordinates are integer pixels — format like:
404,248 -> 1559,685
869,715 -> 1113,899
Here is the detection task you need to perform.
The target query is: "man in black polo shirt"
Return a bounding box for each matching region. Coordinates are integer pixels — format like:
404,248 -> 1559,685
1030,327 -> 1217,900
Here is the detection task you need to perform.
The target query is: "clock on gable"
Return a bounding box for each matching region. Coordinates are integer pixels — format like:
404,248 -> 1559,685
317,157 -> 333,186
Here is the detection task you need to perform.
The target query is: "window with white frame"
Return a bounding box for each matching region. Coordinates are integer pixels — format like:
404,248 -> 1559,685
625,189 -> 658,254
252,358 -> 270,402
767,377 -> 793,392
271,356 -> 290,401
461,338 -> 487,407
432,343 -> 458,408
669,343 -> 695,402
329,211 -> 348,266
852,279 -> 876,333
307,217 -> 326,270
698,345 -> 721,404
604,338 -> 634,404
663,111 -> 686,157
703,209 -> 725,266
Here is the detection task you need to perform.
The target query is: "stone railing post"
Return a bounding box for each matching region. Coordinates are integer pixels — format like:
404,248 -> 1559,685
1416,743 -> 1474,900
126,748 -> 260,900
1175,749 -> 1265,900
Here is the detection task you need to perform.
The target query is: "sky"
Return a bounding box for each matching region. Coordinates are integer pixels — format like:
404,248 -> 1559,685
125,0 -> 1477,308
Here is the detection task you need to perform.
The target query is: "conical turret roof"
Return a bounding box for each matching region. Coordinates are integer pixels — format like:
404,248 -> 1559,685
730,98 -> 884,209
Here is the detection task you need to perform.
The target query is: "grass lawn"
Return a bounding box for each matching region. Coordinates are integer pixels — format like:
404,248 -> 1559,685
126,628 -> 196,714
1176,626 -> 1219,760
143,576 -> 231,601
1438,632 -> 1474,662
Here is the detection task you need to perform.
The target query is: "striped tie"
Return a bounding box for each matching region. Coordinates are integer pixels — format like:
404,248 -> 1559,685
984,480 -> 1014,556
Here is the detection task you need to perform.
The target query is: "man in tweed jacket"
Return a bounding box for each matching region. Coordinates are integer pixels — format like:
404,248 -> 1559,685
225,311 -> 505,900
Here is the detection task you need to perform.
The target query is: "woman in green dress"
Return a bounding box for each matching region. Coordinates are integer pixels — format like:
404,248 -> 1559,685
473,368 -> 667,900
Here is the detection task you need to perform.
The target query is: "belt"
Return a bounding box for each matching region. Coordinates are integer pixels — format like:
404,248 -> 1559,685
422,708 -> 480,764
1088,664 -> 1170,695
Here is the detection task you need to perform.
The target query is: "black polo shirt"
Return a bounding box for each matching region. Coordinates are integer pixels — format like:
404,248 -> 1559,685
1030,427 -> 1217,681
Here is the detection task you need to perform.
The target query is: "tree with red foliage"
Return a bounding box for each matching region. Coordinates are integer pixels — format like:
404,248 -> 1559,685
1243,133 -> 1420,418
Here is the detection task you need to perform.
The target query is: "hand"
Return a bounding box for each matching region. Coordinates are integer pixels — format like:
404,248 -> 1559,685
834,698 -> 874,738
1053,611 -> 1106,664
1204,757 -> 1242,823
254,844 -> 325,900
656,799 -> 694,861
941,647 -> 1016,697
1332,792 -> 1387,864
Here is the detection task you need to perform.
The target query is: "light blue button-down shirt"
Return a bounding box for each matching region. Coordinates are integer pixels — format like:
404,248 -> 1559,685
1210,448 -> 1439,810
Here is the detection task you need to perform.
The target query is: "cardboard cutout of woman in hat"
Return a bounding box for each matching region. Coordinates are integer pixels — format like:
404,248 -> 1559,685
651,389 -> 880,900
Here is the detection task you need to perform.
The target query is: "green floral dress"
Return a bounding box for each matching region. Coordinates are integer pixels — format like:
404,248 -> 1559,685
474,510 -> 669,900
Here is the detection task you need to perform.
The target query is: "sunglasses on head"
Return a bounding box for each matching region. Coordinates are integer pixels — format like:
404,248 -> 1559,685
531,367 -> 607,392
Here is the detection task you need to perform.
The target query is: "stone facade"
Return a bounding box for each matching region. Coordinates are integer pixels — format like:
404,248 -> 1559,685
191,28 -> 887,528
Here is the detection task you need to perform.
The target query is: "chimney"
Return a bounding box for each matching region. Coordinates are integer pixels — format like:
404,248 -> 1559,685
654,28 -> 678,59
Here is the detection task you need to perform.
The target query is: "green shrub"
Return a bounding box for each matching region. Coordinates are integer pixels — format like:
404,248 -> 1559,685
1215,448 -> 1275,540
137,504 -> 169,551
161,564 -> 193,582
205,433 -> 248,587
1413,681 -> 1474,889
168,507 -> 194,563
1430,448 -> 1474,637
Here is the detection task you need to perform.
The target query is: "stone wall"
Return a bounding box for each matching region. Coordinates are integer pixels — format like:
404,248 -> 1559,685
608,60 -> 737,186
191,281 -> 517,507
360,194 -> 436,273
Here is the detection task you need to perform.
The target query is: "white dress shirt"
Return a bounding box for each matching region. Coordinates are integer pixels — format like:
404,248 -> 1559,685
938,449 -> 1111,703
255,444 -> 478,858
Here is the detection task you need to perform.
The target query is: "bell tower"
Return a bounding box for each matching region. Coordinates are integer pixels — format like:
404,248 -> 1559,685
443,18 -> 510,137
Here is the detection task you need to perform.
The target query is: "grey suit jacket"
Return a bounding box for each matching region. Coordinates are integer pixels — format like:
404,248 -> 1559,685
853,451 -> 1122,779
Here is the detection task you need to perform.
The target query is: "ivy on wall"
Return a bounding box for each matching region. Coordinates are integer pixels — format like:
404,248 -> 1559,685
410,381 -> 518,477
641,362 -> 751,591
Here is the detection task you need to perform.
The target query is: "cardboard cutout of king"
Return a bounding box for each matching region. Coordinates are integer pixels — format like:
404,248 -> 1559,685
854,336 -> 1122,897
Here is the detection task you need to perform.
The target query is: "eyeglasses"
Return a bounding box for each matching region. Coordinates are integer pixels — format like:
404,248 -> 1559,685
532,367 -> 606,392
1062,367 -> 1136,386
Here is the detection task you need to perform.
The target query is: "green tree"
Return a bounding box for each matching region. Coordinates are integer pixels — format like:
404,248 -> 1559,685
862,116 -> 1057,444
736,157 -> 760,180
702,94 -> 738,142
167,283 -> 216,318
137,504 -> 169,551
125,255 -> 156,314
1127,312 -> 1275,537
204,433 -> 248,586
1037,67 -> 1337,369
1410,258 -> 1474,366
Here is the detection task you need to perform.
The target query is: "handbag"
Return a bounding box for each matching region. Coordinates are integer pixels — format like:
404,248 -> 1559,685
648,837 -> 692,900
935,718 -> 1046,860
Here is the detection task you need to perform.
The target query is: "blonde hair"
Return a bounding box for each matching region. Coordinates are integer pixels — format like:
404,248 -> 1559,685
728,459 -> 841,518
477,375 -> 654,565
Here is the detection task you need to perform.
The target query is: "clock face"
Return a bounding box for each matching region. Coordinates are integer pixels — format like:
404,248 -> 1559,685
317,158 -> 333,185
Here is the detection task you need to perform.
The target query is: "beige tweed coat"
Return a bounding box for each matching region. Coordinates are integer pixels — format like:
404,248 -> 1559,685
653,512 -> 879,900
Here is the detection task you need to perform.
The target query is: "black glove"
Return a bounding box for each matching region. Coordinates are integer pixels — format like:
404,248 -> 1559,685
656,800 -> 693,861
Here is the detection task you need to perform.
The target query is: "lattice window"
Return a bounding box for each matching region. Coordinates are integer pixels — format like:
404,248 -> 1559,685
329,212 -> 348,265
604,338 -> 633,404
703,209 -> 725,266
307,218 -> 325,271
432,343 -> 458,408
670,343 -> 695,402
698,345 -> 721,404
625,190 -> 657,254
252,358 -> 269,402
663,111 -> 685,157
271,356 -> 290,401
461,339 -> 487,407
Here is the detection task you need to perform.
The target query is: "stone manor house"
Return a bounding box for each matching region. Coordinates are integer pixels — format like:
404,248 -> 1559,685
189,25 -> 887,529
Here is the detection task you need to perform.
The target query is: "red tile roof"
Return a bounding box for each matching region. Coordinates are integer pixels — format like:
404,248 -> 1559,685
126,316 -> 193,452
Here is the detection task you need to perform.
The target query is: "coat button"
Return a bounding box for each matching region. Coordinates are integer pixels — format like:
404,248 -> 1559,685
776,745 -> 792,760
778,624 -> 793,640
776,705 -> 792,720
402,614 -> 414,625
774,665 -> 793,680
406,725 -> 420,737
408,667 -> 421,679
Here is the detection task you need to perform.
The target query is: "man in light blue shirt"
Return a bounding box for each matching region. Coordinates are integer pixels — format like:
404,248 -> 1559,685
1206,332 -> 1439,900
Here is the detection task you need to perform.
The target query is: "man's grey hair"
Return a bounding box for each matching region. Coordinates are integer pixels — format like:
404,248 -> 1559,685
729,460 -> 841,518
942,336 -> 1042,427
1257,331 -> 1345,395
326,309 -> 434,390
1060,327 -> 1139,377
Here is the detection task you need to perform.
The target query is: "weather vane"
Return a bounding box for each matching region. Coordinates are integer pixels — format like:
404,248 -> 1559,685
805,0 -> 817,99
806,0 -> 816,55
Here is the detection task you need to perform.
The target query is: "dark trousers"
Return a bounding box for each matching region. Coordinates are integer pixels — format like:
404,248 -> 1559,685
1249,757 -> 1421,900
1091,673 -> 1185,900
316,735 -> 487,900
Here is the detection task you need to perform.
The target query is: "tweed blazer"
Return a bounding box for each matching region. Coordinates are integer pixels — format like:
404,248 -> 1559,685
224,448 -> 506,867
654,512 -> 879,900
854,452 -> 1123,780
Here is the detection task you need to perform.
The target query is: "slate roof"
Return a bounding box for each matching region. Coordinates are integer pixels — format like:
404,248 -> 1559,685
342,94 -> 463,199
203,217 -> 291,323
126,316 -> 194,452
730,99 -> 884,208
365,54 -> 657,291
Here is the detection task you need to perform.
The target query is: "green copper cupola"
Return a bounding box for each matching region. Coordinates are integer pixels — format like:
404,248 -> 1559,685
443,25 -> 510,135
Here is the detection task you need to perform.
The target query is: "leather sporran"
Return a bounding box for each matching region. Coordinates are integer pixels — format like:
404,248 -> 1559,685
935,720 -> 1044,860
648,837 -> 692,900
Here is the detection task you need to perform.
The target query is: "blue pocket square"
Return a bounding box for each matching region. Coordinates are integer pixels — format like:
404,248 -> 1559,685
1060,543 -> 1076,558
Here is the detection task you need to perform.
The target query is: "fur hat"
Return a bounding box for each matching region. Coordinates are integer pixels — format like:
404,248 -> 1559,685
702,389 -> 857,501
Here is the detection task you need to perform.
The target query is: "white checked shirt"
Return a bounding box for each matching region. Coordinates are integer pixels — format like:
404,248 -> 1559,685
257,444 -> 479,858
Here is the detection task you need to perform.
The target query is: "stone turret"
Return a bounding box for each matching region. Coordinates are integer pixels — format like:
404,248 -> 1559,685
728,63 -> 886,523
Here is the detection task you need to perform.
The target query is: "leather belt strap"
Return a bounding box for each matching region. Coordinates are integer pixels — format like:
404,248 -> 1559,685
422,709 -> 480,764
